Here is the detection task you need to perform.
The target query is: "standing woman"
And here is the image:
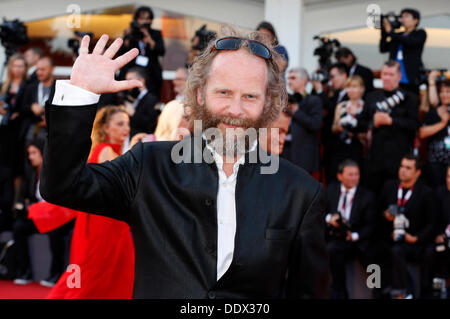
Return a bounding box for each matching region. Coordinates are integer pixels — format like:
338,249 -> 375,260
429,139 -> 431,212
330,75 -> 366,180
0,53 -> 28,190
419,79 -> 450,188
47,106 -> 143,298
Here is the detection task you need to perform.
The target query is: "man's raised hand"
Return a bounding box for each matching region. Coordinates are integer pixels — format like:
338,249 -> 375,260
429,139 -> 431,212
70,34 -> 142,94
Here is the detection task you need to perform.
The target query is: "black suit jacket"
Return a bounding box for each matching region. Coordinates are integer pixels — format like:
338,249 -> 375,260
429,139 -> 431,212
358,89 -> 419,175
379,179 -> 435,244
379,29 -> 427,86
130,91 -> 159,137
290,94 -> 323,173
434,185 -> 450,235
40,102 -> 330,299
325,183 -> 377,249
353,64 -> 374,94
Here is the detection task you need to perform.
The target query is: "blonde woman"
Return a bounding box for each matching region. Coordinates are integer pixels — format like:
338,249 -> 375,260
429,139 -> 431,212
146,99 -> 190,141
329,75 -> 366,180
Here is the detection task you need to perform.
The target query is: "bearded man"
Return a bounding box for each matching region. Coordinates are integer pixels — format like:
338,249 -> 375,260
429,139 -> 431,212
40,27 -> 330,299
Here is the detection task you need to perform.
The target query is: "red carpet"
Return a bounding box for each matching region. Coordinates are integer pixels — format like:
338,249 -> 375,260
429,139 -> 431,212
0,280 -> 52,299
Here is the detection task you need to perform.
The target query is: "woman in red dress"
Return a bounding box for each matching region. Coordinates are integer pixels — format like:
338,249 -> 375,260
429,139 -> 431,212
47,106 -> 145,298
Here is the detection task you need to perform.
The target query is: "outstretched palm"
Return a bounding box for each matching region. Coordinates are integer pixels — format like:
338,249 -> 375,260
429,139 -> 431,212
70,34 -> 142,94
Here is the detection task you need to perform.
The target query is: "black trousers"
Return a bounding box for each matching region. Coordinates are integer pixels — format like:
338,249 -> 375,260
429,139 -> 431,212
12,218 -> 74,278
390,242 -> 425,295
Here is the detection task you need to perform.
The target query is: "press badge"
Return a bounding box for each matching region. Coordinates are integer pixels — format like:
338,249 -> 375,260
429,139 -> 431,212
136,55 -> 149,67
397,49 -> 403,60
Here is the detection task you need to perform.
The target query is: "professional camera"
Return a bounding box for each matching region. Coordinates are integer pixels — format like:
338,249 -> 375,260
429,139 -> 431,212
375,89 -> 405,113
128,20 -> 151,42
313,35 -> 340,71
191,25 -> 216,52
68,31 -> 94,55
0,18 -> 29,60
419,68 -> 448,86
389,204 -> 409,242
379,12 -> 402,30
338,104 -> 358,143
328,212 -> 350,240
310,71 -> 328,83
432,277 -> 448,299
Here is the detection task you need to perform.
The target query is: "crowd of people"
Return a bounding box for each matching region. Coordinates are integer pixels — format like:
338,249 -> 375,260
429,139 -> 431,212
0,6 -> 448,299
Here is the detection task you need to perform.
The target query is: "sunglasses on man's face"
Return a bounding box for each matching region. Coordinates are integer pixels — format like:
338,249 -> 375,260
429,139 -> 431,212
210,37 -> 272,60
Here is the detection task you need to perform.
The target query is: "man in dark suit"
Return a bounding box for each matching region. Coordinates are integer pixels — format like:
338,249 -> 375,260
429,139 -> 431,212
379,8 -> 426,95
335,47 -> 374,94
40,31 -> 330,299
359,60 -> 419,196
325,159 -> 378,298
119,6 -> 165,99
124,66 -> 159,137
19,56 -> 55,146
379,154 -> 434,298
286,67 -> 322,175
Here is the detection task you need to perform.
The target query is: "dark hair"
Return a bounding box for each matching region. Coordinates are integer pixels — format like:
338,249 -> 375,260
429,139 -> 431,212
26,139 -> 44,156
337,159 -> 359,174
39,56 -> 54,67
133,6 -> 154,21
127,66 -> 148,87
438,78 -> 450,93
401,8 -> 420,26
328,62 -> 348,76
256,21 -> 278,45
383,60 -> 401,72
335,47 -> 355,61
402,153 -> 423,170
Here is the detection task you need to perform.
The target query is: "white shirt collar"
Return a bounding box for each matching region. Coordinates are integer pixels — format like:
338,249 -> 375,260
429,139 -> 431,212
340,184 -> 357,197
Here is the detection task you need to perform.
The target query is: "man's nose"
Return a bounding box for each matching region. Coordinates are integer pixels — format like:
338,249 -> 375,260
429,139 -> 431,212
226,97 -> 244,117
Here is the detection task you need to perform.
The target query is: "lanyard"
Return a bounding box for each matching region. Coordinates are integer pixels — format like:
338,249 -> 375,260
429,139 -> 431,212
397,185 -> 412,208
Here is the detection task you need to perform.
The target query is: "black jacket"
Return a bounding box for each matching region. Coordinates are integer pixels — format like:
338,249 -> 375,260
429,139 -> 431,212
40,102 -> 330,299
379,29 -> 427,86
290,94 -> 323,173
379,179 -> 435,244
359,89 -> 419,175
130,91 -> 159,137
434,185 -> 450,235
325,183 -> 377,249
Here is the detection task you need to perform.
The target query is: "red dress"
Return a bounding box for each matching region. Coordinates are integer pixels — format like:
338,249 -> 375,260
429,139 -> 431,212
47,143 -> 135,299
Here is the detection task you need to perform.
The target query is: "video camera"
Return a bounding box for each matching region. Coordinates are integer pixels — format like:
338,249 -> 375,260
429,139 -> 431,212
0,18 -> 29,57
313,35 -> 340,71
68,31 -> 94,56
191,25 -> 216,52
379,12 -> 402,31
419,68 -> 448,86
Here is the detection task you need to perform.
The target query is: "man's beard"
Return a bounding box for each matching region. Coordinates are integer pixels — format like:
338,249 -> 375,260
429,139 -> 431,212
195,105 -> 265,158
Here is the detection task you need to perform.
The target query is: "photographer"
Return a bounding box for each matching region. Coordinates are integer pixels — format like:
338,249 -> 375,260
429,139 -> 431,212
422,165 -> 450,298
325,160 -> 378,299
379,8 -> 426,95
335,47 -> 374,94
419,79 -> 450,188
123,66 -> 159,138
119,6 -> 165,99
330,75 -> 366,181
360,60 -> 419,195
379,154 -> 434,298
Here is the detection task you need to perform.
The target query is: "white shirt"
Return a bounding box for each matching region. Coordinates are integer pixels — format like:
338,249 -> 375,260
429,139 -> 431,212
325,185 -> 359,242
52,80 -> 256,281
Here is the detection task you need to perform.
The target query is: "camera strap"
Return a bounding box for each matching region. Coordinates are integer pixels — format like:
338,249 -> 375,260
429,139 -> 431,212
397,185 -> 412,208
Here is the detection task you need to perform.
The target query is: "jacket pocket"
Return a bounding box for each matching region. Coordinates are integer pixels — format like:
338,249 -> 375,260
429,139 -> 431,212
265,228 -> 292,241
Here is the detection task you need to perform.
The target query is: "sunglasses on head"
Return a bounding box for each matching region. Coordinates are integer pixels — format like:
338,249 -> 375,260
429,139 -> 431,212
210,37 -> 272,60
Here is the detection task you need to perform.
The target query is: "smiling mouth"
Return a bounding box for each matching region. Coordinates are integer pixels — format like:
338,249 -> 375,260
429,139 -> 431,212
222,123 -> 243,129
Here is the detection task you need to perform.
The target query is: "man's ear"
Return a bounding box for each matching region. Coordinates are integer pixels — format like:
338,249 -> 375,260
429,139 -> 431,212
197,87 -> 204,105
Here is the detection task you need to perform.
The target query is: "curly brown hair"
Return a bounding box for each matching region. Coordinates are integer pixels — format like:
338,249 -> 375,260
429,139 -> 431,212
183,25 -> 287,132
